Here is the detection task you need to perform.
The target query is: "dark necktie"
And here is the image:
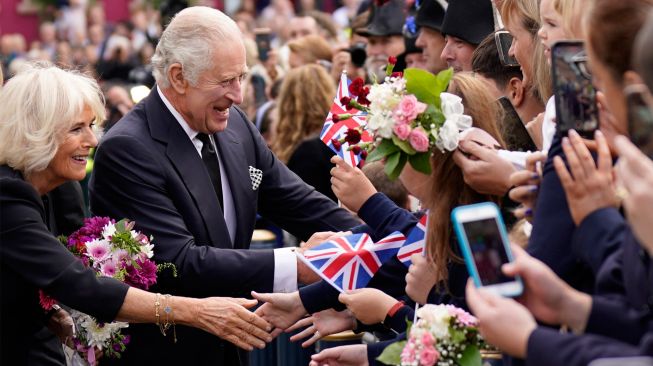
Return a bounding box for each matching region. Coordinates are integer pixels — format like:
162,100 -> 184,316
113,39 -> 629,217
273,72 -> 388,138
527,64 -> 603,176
197,133 -> 223,212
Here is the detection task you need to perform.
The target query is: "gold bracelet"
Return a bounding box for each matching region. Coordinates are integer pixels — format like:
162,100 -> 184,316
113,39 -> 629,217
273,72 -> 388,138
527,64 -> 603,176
163,294 -> 177,343
154,293 -> 162,333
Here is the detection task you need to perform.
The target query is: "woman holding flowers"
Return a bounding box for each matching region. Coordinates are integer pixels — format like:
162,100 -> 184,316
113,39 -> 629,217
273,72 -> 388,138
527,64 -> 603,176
0,64 -> 273,365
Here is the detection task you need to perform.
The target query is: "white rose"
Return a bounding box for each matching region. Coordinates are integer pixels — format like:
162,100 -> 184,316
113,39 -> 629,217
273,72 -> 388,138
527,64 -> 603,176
440,92 -> 465,118
368,113 -> 394,139
437,119 -> 460,152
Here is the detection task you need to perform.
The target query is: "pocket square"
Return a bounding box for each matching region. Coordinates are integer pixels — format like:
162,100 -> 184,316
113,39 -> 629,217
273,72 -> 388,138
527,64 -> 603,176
248,166 -> 263,190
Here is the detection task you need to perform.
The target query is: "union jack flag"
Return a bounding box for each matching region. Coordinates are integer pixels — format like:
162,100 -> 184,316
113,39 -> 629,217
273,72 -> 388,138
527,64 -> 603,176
320,72 -> 371,167
397,212 -> 429,267
298,232 -> 406,292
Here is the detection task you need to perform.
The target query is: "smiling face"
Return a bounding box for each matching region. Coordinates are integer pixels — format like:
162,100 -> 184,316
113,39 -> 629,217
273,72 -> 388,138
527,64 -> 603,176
538,0 -> 567,64
505,15 -> 536,88
45,106 -> 98,186
175,39 -> 247,134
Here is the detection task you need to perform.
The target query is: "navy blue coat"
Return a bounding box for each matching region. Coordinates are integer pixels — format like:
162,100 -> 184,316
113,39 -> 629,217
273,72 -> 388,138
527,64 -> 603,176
90,89 -> 358,365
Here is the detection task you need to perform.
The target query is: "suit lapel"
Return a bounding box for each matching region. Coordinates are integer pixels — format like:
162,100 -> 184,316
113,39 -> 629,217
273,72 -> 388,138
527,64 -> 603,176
214,118 -> 256,249
144,90 -> 231,249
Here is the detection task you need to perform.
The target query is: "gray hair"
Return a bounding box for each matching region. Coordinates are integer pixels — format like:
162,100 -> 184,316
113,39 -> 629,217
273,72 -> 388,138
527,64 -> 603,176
0,63 -> 105,176
152,6 -> 242,88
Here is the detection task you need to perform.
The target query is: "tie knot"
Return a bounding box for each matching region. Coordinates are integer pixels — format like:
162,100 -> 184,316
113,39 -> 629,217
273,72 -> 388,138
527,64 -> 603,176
197,133 -> 211,144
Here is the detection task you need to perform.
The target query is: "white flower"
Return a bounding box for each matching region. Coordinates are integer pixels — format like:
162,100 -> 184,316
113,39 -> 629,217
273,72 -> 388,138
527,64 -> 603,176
368,83 -> 402,113
72,311 -> 128,349
140,242 -> 154,259
435,92 -> 473,152
102,223 -> 116,238
440,92 -> 465,117
417,304 -> 452,340
367,112 -> 395,139
437,120 -> 461,152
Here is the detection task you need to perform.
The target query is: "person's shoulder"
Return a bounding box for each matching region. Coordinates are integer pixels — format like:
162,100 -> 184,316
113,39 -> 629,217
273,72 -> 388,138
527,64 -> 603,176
0,166 -> 41,208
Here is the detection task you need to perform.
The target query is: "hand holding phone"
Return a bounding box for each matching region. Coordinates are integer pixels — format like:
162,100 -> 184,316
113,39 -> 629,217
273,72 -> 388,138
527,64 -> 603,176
452,202 -> 523,297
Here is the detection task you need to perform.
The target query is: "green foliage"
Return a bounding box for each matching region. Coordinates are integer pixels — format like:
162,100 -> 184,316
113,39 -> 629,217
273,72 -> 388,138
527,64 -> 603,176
367,138 -> 399,163
384,152 -> 407,180
409,152 -> 432,175
376,340 -> 406,365
157,263 -> 178,277
459,345 -> 482,366
392,135 -> 417,155
405,67 -> 453,107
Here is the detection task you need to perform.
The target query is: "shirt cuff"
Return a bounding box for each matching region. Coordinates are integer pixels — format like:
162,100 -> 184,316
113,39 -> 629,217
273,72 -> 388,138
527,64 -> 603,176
273,247 -> 298,293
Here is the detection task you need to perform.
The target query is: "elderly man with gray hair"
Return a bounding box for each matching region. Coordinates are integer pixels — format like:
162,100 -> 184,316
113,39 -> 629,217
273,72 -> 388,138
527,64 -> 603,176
90,6 -> 358,366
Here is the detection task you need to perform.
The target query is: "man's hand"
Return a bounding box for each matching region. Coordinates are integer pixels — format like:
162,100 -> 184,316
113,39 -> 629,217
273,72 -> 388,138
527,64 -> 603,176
465,280 -> 536,359
509,152 -> 546,221
194,297 -> 273,351
252,291 -> 307,331
300,231 -> 352,251
405,254 -> 436,304
338,288 -> 398,325
330,156 -> 377,213
309,344 -> 368,366
453,139 -> 516,196
553,130 -> 617,226
502,246 -> 592,331
287,309 -> 356,348
615,135 -> 653,255
297,256 -> 322,284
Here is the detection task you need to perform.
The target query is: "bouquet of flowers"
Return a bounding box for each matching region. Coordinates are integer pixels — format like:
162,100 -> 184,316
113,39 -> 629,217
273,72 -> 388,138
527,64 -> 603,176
377,304 -> 486,366
332,59 -> 472,179
40,217 -> 175,365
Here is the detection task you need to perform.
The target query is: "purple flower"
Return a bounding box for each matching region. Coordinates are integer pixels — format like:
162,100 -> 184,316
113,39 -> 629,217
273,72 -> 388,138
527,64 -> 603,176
122,335 -> 131,345
124,258 -> 158,290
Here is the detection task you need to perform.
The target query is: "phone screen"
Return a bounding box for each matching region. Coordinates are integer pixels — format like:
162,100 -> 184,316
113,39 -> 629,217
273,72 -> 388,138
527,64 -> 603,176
626,86 -> 653,159
495,31 -> 519,67
498,96 -> 537,152
552,41 -> 599,139
254,29 -> 271,62
462,218 -> 513,286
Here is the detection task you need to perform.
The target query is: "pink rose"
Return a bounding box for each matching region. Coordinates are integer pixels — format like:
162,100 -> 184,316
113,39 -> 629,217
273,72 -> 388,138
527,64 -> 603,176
409,127 -> 430,152
395,95 -> 427,123
393,122 -> 412,140
401,341 -> 417,363
419,345 -> 439,366
421,332 -> 434,347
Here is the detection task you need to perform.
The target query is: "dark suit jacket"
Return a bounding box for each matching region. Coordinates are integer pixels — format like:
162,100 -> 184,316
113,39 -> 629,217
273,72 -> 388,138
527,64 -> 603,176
89,89 -> 358,365
0,166 -> 129,365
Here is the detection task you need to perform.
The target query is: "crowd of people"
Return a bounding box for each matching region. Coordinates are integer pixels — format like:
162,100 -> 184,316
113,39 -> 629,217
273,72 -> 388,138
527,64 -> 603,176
2,0 -> 653,365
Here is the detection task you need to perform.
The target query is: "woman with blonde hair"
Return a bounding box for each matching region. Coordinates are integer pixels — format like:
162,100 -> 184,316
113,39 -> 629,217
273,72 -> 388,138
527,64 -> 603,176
288,34 -> 334,69
271,63 -> 338,201
0,64 -> 273,365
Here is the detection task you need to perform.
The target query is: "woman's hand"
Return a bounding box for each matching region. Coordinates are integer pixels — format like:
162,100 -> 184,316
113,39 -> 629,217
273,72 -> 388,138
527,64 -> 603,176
330,156 -> 377,213
193,297 -> 273,351
553,130 -> 617,226
405,254 -> 436,305
338,288 -> 398,325
509,152 -> 546,221
453,139 -> 516,196
309,344 -> 368,366
46,306 -> 75,344
287,309 -> 356,348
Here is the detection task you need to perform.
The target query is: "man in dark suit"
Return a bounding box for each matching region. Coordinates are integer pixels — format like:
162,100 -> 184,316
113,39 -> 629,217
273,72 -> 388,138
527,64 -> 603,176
89,6 -> 358,365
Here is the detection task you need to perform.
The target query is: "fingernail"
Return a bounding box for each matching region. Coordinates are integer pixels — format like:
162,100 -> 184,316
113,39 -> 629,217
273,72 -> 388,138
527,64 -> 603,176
562,137 -> 570,146
569,129 -> 579,137
531,173 -> 540,180
525,208 -> 533,217
529,185 -> 539,193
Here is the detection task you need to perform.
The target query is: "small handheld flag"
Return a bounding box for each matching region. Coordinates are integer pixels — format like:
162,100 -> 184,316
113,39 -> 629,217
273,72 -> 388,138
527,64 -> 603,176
397,212 -> 429,267
298,231 -> 406,292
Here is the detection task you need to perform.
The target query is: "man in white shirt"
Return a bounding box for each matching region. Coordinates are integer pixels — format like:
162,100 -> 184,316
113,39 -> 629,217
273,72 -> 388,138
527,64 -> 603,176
90,6 -> 358,366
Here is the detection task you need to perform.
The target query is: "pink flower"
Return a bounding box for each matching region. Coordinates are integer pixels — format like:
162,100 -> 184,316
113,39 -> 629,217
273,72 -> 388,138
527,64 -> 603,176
419,345 -> 439,366
421,332 -> 434,347
400,341 -> 416,363
101,259 -> 118,277
395,95 -> 427,123
393,122 -> 412,140
86,239 -> 110,261
409,127 -> 430,152
446,305 -> 479,327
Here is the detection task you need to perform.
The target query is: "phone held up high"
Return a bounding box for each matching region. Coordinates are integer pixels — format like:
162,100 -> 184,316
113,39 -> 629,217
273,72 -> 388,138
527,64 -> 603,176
451,202 -> 523,297
551,41 -> 599,139
254,28 -> 272,62
625,84 -> 653,159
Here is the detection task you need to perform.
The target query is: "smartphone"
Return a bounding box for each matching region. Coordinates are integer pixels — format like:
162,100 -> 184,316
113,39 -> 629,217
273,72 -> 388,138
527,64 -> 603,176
551,41 -> 599,139
625,84 -> 653,159
451,202 -> 523,297
495,31 -> 519,67
254,28 -> 272,62
498,96 -> 537,152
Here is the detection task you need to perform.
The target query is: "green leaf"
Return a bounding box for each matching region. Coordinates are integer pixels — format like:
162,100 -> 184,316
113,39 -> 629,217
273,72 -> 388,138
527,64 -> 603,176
376,340 -> 406,365
384,152 -> 407,180
408,152 -> 432,175
392,135 -> 417,155
458,345 -> 482,366
367,139 -> 399,163
404,68 -> 439,106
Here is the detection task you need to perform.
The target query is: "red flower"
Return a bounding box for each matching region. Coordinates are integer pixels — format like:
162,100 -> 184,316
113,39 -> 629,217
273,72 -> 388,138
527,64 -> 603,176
374,0 -> 390,5
391,71 -> 403,78
388,56 -> 397,65
340,96 -> 352,108
332,114 -> 341,122
345,128 -> 362,144
348,77 -> 365,96
39,290 -> 56,311
331,138 -> 342,150
351,145 -> 362,154
360,150 -> 368,159
357,86 -> 371,106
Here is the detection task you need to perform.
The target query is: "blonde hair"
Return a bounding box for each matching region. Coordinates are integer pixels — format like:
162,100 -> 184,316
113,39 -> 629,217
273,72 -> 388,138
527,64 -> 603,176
500,0 -> 552,103
424,72 -> 505,287
288,34 -> 334,65
271,64 -> 335,163
553,0 -> 588,38
0,63 -> 105,176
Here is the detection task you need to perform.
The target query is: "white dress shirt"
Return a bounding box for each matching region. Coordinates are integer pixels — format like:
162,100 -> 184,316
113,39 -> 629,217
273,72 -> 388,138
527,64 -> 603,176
157,86 -> 297,293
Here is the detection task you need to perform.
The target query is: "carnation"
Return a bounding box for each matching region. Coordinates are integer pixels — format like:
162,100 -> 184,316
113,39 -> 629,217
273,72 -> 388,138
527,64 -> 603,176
124,257 -> 158,290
